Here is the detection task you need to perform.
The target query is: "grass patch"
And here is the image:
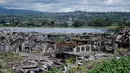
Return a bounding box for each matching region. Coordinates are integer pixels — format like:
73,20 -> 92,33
4,69 -> 12,73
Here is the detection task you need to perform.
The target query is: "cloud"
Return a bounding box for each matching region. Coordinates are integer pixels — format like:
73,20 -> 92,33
0,0 -> 6,4
1,0 -> 130,12
105,0 -> 123,5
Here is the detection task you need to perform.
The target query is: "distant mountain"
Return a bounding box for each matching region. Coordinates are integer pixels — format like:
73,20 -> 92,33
0,7 -> 42,15
0,6 -> 130,21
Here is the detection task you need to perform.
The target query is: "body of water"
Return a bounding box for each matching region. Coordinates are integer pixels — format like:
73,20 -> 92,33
0,28 -> 106,33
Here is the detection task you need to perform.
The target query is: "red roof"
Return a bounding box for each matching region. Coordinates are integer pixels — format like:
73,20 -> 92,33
56,42 -> 83,47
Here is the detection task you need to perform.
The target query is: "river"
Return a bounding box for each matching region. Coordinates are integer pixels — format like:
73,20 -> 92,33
0,27 -> 106,33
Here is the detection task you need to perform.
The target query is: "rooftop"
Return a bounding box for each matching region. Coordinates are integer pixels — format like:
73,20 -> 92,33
56,42 -> 84,47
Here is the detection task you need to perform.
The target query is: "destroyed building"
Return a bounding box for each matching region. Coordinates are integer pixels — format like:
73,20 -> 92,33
116,30 -> 130,48
0,29 -> 120,73
55,33 -> 118,61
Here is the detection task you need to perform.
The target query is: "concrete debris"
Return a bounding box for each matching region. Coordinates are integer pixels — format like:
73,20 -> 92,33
0,29 -> 129,73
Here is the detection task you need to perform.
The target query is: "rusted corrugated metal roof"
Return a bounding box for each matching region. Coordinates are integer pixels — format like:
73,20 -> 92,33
56,42 -> 83,47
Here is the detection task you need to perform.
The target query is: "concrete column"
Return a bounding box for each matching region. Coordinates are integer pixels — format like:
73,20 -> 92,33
89,45 -> 92,52
54,44 -> 56,51
5,44 -> 9,52
22,43 -> 25,52
80,46 -> 82,52
85,46 -> 87,52
73,47 -> 76,52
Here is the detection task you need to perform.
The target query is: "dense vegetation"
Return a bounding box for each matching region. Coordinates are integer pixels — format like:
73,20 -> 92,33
0,52 -> 21,73
44,56 -> 130,73
0,12 -> 130,28
88,56 -> 130,73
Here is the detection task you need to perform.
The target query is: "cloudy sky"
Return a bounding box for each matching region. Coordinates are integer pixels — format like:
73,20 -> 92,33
0,0 -> 129,12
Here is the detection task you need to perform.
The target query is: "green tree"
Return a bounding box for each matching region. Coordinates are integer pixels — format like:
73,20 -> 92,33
88,56 -> 130,73
42,19 -> 50,26
126,21 -> 130,26
91,19 -> 105,26
105,17 -> 113,26
118,21 -> 126,28
62,22 -> 68,27
0,19 -> 5,24
51,21 -> 55,26
72,20 -> 84,27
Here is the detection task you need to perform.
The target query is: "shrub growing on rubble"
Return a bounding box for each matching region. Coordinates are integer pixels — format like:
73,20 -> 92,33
88,56 -> 130,73
44,67 -> 62,73
65,57 -> 75,64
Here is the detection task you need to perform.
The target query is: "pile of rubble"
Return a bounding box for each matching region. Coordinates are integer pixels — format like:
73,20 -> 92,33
0,29 -> 126,73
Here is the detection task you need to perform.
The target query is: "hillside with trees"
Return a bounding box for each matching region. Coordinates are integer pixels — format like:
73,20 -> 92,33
0,8 -> 130,28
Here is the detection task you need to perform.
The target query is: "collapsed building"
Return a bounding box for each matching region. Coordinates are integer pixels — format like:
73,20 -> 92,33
55,33 -> 118,62
116,30 -> 130,48
0,29 -> 120,73
0,30 -> 56,53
